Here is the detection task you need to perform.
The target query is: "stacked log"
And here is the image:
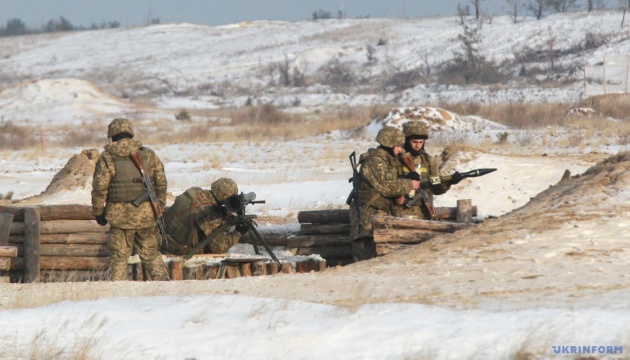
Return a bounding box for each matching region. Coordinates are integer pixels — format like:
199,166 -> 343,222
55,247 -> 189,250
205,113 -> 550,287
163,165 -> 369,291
171,257 -> 325,280
2,205 -> 109,283
294,202 -> 477,263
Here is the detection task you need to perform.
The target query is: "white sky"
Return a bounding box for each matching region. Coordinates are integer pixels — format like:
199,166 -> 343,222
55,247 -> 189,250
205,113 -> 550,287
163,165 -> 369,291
3,0 -> 522,27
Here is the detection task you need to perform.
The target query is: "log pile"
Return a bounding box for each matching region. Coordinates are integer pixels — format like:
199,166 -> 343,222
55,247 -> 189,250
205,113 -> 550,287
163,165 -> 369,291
0,205 -> 325,283
294,200 -> 477,263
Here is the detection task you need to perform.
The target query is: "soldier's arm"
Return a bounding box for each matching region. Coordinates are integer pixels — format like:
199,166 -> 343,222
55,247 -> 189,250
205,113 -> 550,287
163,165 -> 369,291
362,157 -> 413,198
91,154 -> 112,216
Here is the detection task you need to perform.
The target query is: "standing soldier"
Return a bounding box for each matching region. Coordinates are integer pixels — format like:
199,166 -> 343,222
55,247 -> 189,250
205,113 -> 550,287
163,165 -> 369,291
349,126 -> 420,261
392,121 -> 462,219
91,118 -> 170,281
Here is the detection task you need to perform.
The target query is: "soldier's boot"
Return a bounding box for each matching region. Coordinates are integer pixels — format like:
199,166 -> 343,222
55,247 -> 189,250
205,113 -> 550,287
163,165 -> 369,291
352,236 -> 376,262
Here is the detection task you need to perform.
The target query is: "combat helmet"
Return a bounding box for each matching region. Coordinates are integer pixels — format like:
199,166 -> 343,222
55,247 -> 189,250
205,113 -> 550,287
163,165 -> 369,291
107,118 -> 134,138
375,126 -> 405,148
211,178 -> 238,203
402,121 -> 429,139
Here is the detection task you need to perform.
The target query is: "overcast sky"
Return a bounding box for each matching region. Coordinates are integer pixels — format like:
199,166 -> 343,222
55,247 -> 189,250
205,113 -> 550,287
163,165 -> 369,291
2,0 -> 511,28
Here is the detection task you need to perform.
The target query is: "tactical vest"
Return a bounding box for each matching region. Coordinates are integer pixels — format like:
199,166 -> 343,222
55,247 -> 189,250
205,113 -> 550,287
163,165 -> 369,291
107,149 -> 149,202
164,187 -> 217,246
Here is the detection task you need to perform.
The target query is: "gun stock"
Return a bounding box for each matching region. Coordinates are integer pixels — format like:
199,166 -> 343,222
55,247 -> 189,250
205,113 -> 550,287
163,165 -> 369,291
129,151 -> 169,246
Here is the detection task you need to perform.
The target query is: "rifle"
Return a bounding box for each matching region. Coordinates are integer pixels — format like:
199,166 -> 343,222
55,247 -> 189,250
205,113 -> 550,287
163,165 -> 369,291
346,151 -> 362,233
184,191 -> 280,263
129,151 -> 169,247
405,168 -> 498,213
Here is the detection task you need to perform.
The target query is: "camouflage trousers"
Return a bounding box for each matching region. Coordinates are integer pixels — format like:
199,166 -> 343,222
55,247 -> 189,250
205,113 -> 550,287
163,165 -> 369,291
391,203 -> 431,219
349,203 -> 389,261
108,226 -> 170,281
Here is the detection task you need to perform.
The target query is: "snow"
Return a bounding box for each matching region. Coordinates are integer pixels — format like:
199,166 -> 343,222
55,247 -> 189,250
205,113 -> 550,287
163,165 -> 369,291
1,10 -> 630,359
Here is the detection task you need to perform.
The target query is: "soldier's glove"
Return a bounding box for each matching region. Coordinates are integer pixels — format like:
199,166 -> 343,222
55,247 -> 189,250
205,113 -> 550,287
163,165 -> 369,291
235,223 -> 249,235
450,171 -> 463,185
95,214 -> 108,226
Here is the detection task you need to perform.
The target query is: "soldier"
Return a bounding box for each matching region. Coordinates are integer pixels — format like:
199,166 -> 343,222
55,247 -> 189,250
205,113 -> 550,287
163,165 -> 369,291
392,121 -> 462,219
349,126 -> 420,261
162,178 -> 248,256
91,118 -> 170,281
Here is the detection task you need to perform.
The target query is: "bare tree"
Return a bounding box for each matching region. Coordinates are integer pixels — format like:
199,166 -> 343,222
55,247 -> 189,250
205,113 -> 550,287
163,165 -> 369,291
588,0 -> 594,11
469,0 -> 485,20
548,0 -> 579,12
457,3 -> 470,25
527,0 -> 549,19
545,26 -> 557,71
505,0 -> 524,23
621,0 -> 630,27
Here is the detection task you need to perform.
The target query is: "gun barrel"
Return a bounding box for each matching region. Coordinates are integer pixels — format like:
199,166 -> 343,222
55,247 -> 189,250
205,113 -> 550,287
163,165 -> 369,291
251,200 -> 266,204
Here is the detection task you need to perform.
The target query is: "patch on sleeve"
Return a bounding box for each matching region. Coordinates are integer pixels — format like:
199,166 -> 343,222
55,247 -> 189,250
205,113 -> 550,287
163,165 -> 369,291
384,171 -> 394,181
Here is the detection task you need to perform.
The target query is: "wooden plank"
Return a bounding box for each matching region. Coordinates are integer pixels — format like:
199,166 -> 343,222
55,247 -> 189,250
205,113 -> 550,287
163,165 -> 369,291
288,234 -> 351,248
9,233 -> 108,245
169,258 -> 184,280
298,209 -> 350,224
183,265 -> 204,280
40,244 -> 109,257
457,199 -> 473,223
24,207 -> 40,282
0,246 -> 18,257
266,261 -> 279,275
10,220 -> 108,235
252,261 -> 267,276
281,262 -> 295,274
371,215 -> 474,232
11,256 -> 110,271
0,212 -> 14,245
300,223 -> 350,235
241,262 -> 252,277
0,257 -> 10,271
373,228 -> 439,244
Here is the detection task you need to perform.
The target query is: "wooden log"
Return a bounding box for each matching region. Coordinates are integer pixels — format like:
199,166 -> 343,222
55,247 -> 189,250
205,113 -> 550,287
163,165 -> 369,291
300,223 -> 350,235
24,207 -> 40,282
457,199 -> 473,223
295,245 -> 353,259
0,257 -> 10,271
266,261 -> 279,275
252,261 -> 267,276
224,265 -> 241,279
295,261 -> 307,273
10,220 -> 108,235
39,244 -> 109,257
169,258 -> 184,280
371,215 -> 474,232
0,246 -> 18,257
183,265 -> 204,280
0,212 -> 14,245
39,205 -> 95,221
288,234 -> 351,248
298,209 -> 350,224
241,262 -> 252,277
315,259 -> 327,271
0,207 -> 24,222
296,207 -> 477,225
281,262 -> 295,274
239,232 -> 288,247
373,228 -> 439,244
6,233 -> 108,245
203,264 -> 220,279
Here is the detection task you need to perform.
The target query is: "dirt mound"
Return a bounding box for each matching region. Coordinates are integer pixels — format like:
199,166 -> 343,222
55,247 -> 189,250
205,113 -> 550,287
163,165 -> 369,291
18,149 -> 99,203
372,151 -> 630,264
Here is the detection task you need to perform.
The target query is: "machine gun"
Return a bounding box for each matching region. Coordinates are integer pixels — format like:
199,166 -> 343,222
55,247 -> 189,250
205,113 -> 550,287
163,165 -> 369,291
129,151 -> 169,247
404,168 -> 497,213
183,192 -> 279,263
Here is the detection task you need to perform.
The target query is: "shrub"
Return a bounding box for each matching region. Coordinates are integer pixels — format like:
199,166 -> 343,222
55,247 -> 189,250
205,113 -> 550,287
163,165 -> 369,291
175,109 -> 191,121
496,131 -> 509,144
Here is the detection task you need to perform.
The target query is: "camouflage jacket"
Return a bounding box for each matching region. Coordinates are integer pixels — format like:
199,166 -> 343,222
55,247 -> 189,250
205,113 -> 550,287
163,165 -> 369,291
358,147 -> 413,211
91,138 -> 167,229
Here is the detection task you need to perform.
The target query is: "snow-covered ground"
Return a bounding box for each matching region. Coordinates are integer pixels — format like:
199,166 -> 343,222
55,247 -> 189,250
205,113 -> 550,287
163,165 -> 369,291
1,11 -> 630,360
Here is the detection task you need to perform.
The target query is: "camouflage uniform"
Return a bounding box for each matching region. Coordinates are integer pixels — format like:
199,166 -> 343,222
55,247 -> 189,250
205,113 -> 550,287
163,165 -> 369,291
392,121 -> 452,219
349,127 -> 414,260
163,178 -> 245,255
91,118 -> 169,281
